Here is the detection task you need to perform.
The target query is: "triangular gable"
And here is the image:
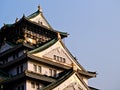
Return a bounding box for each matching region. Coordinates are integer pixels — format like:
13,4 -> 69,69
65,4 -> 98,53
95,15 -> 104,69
0,42 -> 13,53
41,70 -> 89,90
31,40 -> 85,71
53,73 -> 89,90
27,9 -> 52,29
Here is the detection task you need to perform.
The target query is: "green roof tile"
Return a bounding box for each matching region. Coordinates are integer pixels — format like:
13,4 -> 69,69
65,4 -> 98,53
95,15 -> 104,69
28,38 -> 58,54
27,10 -> 40,19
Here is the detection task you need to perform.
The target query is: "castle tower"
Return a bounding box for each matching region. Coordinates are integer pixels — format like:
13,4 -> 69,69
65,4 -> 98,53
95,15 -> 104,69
0,6 -> 98,90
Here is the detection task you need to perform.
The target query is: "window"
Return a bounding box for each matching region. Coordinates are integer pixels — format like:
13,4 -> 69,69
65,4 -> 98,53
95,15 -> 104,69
53,70 -> 57,77
49,69 -> 57,77
36,83 -> 39,89
38,66 -> 41,73
63,58 -> 66,63
33,64 -> 37,72
60,57 -> 62,62
54,55 -> 57,60
57,56 -> 59,61
31,82 -> 35,88
49,69 -> 52,76
53,55 -> 66,63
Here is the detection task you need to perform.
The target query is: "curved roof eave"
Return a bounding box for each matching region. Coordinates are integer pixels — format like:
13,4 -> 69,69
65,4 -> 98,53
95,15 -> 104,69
28,38 -> 58,54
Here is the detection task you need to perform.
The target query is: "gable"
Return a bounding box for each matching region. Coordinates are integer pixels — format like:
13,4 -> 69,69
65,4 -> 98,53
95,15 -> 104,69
32,40 -> 84,71
43,47 -> 72,65
29,13 -> 52,29
53,73 -> 89,90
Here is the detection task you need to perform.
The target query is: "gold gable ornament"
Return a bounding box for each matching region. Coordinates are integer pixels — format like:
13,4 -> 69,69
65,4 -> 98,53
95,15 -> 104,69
72,63 -> 77,71
57,32 -> 61,40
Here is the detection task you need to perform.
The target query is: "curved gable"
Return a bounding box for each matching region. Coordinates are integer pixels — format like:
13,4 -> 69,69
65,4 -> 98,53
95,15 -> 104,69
31,40 -> 85,71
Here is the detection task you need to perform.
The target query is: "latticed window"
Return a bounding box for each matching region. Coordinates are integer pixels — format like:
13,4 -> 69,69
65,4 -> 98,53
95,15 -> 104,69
53,55 -> 66,63
49,69 -> 57,77
38,66 -> 42,73
54,55 -> 57,60
53,70 -> 57,77
49,69 -> 52,76
33,64 -> 37,72
63,58 -> 66,63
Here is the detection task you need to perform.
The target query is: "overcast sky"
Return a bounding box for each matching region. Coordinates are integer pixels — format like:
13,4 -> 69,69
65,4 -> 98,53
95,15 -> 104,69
0,0 -> 120,90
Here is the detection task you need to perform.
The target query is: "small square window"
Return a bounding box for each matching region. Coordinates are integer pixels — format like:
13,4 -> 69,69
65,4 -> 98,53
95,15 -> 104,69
49,69 -> 52,76
60,57 -> 62,62
33,64 -> 37,72
57,56 -> 59,61
53,70 -> 57,77
54,55 -> 56,60
63,58 -> 66,63
38,66 -> 42,73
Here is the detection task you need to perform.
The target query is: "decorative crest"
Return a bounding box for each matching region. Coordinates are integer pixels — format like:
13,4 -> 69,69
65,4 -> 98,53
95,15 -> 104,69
57,32 -> 61,40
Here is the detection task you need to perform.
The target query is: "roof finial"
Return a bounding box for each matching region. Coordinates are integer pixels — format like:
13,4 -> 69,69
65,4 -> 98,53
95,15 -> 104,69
38,5 -> 42,12
3,23 -> 6,26
15,18 -> 18,23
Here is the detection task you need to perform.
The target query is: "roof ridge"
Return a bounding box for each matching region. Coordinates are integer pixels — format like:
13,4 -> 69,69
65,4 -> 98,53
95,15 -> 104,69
27,10 -> 40,19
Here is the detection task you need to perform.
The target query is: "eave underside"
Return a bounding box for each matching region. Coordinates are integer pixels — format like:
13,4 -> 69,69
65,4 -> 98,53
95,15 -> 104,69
0,70 -> 56,85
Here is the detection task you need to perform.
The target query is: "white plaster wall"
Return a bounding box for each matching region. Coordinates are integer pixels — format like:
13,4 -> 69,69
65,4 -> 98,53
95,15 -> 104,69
26,80 -> 44,90
26,80 -> 35,90
27,61 -> 62,76
33,41 -> 82,70
33,41 -> 73,65
83,77 -> 88,85
30,14 -> 50,28
44,47 -> 72,65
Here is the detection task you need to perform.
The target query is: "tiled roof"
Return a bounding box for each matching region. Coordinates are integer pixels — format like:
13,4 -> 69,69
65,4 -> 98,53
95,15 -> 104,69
28,38 -> 58,54
89,86 -> 100,90
41,69 -> 74,90
0,70 -> 56,84
27,10 -> 40,19
78,69 -> 96,78
0,70 -> 9,78
41,69 -> 91,90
